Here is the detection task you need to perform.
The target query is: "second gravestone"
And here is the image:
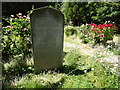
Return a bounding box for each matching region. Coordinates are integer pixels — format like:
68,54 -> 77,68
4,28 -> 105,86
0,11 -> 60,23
30,7 -> 64,73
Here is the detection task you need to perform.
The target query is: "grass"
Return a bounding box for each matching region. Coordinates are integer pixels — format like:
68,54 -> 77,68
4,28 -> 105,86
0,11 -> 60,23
2,48 -> 118,88
2,37 -> 118,88
64,35 -> 80,45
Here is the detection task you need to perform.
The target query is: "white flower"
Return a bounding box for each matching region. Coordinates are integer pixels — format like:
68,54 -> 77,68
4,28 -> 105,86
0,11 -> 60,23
91,68 -> 94,70
84,70 -> 87,73
18,13 -> 22,16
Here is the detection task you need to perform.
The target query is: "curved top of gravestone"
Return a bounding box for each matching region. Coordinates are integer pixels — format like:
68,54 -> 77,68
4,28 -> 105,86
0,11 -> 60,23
30,6 -> 63,16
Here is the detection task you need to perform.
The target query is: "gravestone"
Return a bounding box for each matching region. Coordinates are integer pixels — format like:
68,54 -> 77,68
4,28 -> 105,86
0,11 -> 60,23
30,7 -> 64,73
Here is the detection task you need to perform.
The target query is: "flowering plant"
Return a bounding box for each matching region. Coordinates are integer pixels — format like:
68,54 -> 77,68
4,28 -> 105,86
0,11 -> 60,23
2,13 -> 31,60
80,23 -> 118,44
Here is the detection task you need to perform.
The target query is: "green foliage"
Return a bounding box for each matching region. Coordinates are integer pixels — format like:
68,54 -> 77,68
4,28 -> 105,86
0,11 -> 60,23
77,23 -> 118,45
2,13 -> 31,61
63,75 -> 93,88
63,49 -> 79,67
3,56 -> 34,75
64,26 -> 77,37
61,2 -> 120,31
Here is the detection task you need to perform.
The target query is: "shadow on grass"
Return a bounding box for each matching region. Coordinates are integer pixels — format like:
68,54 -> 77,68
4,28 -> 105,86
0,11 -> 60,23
59,65 -> 92,75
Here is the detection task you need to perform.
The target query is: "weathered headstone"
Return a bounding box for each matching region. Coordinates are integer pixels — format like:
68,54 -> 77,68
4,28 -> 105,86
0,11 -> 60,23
30,7 -> 64,73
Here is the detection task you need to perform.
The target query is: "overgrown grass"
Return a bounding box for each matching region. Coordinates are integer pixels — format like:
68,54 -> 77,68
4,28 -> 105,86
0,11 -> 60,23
2,48 -> 118,88
11,72 -> 65,88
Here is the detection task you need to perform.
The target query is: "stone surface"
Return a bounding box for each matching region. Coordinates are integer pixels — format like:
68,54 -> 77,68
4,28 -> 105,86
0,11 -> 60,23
30,7 -> 64,73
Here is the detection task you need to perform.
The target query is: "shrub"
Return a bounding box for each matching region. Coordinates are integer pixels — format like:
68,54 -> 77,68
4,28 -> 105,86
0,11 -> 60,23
64,26 -> 77,37
78,23 -> 118,45
3,56 -> 34,75
2,13 -> 31,61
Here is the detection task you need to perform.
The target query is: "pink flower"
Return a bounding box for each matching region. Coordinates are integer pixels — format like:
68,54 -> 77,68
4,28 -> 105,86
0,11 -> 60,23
90,35 -> 93,37
98,35 -> 103,37
24,28 -> 27,31
114,27 -> 118,29
9,18 -> 12,21
18,13 -> 22,16
11,15 -> 15,17
69,21 -> 73,24
91,29 -> 97,31
97,31 -> 102,33
26,17 -> 30,19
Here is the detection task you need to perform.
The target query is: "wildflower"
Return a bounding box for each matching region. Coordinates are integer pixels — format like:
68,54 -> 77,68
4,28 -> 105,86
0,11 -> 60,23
97,31 -> 102,33
85,32 -> 88,34
84,70 -> 87,73
91,29 -> 97,31
23,15 -> 26,18
7,26 -> 13,29
24,28 -> 27,31
98,24 -> 104,29
103,24 -> 108,28
26,17 -> 30,19
69,21 -> 73,24
92,24 -> 98,28
18,13 -> 22,16
7,26 -> 11,28
9,18 -> 12,21
98,35 -> 103,37
11,15 -> 15,17
90,35 -> 93,37
114,27 -> 118,29
108,24 -> 113,27
91,68 -> 94,70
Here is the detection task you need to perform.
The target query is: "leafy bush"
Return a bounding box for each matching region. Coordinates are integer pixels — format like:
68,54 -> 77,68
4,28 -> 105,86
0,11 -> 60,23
77,23 -> 118,44
2,13 -> 31,61
3,56 -> 34,75
61,2 -> 120,29
64,26 -> 77,37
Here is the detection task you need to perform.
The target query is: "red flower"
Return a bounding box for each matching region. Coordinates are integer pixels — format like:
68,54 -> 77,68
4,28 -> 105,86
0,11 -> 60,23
98,24 -> 104,29
98,35 -> 103,37
108,24 -> 113,27
97,31 -> 102,33
90,24 -> 98,28
103,24 -> 108,28
85,32 -> 88,34
91,29 -> 97,31
114,27 -> 118,29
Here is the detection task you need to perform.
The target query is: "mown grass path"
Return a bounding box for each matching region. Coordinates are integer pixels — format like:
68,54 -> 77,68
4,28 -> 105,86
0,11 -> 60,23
64,37 -> 118,72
